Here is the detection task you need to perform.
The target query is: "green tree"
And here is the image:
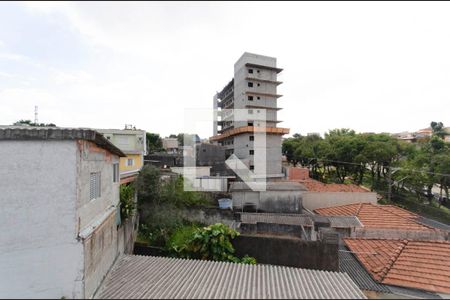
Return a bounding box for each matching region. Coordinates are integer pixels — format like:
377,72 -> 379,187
135,165 -> 161,205
146,132 -> 163,153
13,119 -> 56,127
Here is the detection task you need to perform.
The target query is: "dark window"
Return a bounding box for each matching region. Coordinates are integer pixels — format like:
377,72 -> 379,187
250,165 -> 255,170
248,69 -> 253,74
248,82 -> 253,88
249,150 -> 254,155
248,96 -> 253,101
248,122 -> 254,126
202,149 -> 206,152
257,96 -> 261,100
249,135 -> 254,141
257,83 -> 260,87
257,70 -> 260,73
113,163 -> 119,183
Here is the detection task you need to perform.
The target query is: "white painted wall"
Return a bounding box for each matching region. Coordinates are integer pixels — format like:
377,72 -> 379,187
0,141 -> 84,299
302,192 -> 378,211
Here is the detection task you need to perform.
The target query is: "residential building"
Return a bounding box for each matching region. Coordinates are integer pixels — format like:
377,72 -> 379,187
162,137 -> 179,154
96,255 -> 367,299
0,127 -> 137,299
343,238 -> 450,297
97,127 -> 146,184
212,52 -> 289,180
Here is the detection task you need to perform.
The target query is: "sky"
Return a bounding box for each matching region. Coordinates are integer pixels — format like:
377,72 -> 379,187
0,1 -> 449,139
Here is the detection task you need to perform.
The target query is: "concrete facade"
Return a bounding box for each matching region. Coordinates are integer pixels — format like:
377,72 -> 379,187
302,191 -> 378,211
212,52 -> 288,180
97,128 -> 146,181
0,128 -> 136,299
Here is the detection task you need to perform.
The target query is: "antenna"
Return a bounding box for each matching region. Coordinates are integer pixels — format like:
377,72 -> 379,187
34,106 -> 38,124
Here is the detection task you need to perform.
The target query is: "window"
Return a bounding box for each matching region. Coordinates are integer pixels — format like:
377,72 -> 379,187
248,82 -> 253,88
250,165 -> 255,170
248,69 -> 254,74
257,83 -> 260,87
90,172 -> 101,200
106,136 -> 111,140
248,109 -> 253,114
249,150 -> 254,155
248,96 -> 253,101
249,135 -> 254,141
113,163 -> 119,183
126,158 -> 134,166
257,70 -> 260,73
257,96 -> 261,100
248,122 -> 254,126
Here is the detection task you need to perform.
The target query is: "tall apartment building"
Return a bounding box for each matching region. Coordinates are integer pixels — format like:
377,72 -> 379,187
212,52 -> 289,180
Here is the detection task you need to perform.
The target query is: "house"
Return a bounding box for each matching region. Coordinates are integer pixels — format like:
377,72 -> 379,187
0,127 -> 138,299
285,167 -> 378,211
162,137 -> 179,154
97,127 -> 146,184
96,255 -> 367,299
343,238 -> 450,298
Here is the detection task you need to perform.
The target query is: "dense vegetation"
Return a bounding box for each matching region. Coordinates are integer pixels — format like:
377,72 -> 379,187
283,122 -> 450,205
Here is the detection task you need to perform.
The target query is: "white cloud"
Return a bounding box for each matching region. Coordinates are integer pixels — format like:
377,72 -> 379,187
3,2 -> 450,137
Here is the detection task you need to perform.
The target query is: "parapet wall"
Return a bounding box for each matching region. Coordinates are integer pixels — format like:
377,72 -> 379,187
302,191 -> 377,211
232,234 -> 338,271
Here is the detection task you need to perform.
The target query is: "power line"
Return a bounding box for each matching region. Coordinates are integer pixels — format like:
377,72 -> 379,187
295,157 -> 450,177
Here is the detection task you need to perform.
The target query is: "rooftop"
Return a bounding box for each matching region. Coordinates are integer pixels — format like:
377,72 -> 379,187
0,126 -> 125,157
314,203 -> 434,231
239,213 -> 363,228
96,255 -> 366,299
344,238 -> 450,295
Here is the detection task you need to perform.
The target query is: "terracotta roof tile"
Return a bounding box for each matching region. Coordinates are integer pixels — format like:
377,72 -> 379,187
314,203 -> 433,231
344,238 -> 450,294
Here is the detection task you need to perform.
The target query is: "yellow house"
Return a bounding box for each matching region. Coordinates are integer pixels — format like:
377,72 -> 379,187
97,127 -> 147,184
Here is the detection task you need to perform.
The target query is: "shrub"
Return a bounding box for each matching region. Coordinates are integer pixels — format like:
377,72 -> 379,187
119,184 -> 135,220
168,223 -> 256,264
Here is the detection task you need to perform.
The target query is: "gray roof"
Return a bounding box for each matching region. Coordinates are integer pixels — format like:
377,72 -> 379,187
417,216 -> 450,231
239,213 -> 362,228
0,126 -> 125,157
97,255 -> 367,299
338,245 -> 391,293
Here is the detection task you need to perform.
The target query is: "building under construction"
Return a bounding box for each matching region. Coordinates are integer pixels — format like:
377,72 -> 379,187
212,52 -> 289,181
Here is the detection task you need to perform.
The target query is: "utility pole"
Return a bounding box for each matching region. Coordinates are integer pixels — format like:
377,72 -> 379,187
34,106 -> 38,124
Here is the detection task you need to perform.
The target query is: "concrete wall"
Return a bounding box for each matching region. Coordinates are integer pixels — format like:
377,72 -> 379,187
353,228 -> 449,240
232,234 -> 339,271
232,190 -> 302,213
302,191 -> 378,211
0,141 -> 84,299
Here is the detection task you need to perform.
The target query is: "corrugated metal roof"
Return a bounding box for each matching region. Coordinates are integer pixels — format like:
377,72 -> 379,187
97,255 -> 367,299
338,245 -> 391,293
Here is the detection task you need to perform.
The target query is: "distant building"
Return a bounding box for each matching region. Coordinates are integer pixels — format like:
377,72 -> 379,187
0,127 -> 138,299
162,137 -> 179,154
97,127 -> 146,184
211,52 -> 289,180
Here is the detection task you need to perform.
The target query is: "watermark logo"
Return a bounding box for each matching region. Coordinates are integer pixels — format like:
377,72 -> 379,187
181,108 -> 268,192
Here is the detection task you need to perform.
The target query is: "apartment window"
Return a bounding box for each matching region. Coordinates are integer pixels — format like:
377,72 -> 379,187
257,70 -> 260,73
257,96 -> 261,100
90,172 -> 101,200
248,122 -> 254,126
248,96 -> 254,101
257,83 -> 261,87
250,165 -> 255,170
248,69 -> 254,74
248,109 -> 253,114
126,158 -> 134,166
249,150 -> 254,155
113,163 -> 119,183
249,135 -> 254,141
248,82 -> 253,88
